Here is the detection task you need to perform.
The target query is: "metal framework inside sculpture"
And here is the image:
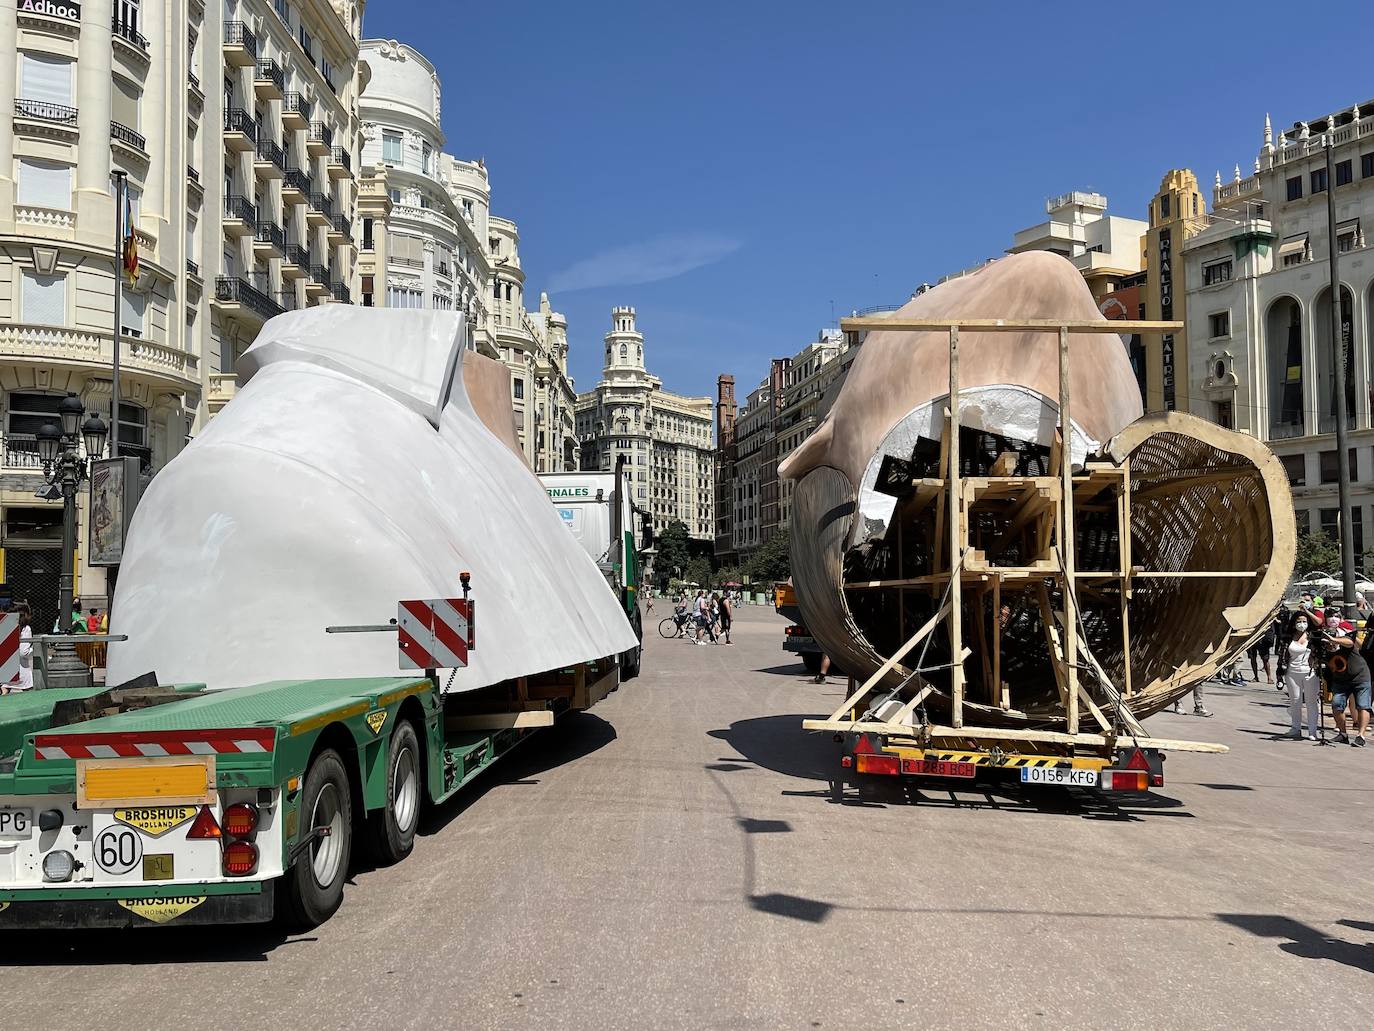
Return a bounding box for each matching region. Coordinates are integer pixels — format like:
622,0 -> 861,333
785,255 -> 1295,743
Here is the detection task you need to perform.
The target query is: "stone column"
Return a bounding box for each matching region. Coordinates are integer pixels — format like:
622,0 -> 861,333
76,0 -> 116,227
140,0 -> 166,233
0,0 -> 17,210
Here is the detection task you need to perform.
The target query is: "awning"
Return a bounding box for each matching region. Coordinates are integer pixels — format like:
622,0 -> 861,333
1278,234 -> 1308,260
1337,218 -> 1360,237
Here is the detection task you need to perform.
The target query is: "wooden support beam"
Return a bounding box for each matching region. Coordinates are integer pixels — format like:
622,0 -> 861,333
989,451 -> 1019,477
1034,582 -> 1069,707
1057,325 -> 1079,736
948,324 -> 965,729
992,575 -> 1006,709
1118,458 -> 1134,697
445,710 -> 554,731
838,317 -> 1185,334
971,586 -> 994,703
823,602 -> 953,722
800,718 -> 1230,754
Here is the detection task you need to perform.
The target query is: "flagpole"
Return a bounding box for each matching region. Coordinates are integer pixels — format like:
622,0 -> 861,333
111,170 -> 125,458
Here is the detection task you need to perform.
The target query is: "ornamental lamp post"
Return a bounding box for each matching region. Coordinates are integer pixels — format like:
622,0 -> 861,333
37,393 -> 108,688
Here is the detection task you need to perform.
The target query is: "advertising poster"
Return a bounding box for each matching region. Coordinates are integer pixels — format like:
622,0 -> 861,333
89,457 -> 136,566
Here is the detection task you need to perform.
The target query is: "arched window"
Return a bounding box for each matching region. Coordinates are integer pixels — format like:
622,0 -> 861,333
1315,285 -> 1355,433
1265,296 -> 1305,440
619,343 -> 627,359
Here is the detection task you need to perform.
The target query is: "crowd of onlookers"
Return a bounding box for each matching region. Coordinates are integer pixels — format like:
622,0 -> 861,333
1,599 -> 108,695
1211,590 -> 1373,746
655,590 -> 736,646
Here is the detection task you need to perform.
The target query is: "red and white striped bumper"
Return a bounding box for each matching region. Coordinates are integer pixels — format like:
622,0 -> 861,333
31,728 -> 276,761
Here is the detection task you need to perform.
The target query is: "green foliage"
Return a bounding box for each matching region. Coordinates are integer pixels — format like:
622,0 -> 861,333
683,556 -> 714,588
745,529 -> 791,585
654,520 -> 692,586
713,564 -> 743,586
1293,529 -> 1340,577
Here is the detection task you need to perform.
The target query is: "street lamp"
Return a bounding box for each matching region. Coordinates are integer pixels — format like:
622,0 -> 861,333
39,392 -> 108,688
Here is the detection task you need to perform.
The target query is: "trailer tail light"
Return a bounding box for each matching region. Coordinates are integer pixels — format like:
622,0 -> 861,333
223,840 -> 259,876
855,753 -> 900,776
186,805 -> 222,839
840,755 -> 853,768
222,803 -> 258,839
1105,770 -> 1149,792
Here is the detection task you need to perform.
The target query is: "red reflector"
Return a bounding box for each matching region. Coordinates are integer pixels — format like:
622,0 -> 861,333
1150,773 -> 1164,787
223,840 -> 258,876
840,755 -> 853,768
855,753 -> 900,776
1125,749 -> 1152,771
854,734 -> 880,755
186,805 -> 222,839
222,802 -> 258,839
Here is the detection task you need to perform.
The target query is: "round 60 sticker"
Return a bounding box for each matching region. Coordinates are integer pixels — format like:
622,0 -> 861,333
94,825 -> 143,875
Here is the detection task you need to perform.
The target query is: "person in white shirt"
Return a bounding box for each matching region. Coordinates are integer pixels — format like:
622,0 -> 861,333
4,605 -> 33,694
1276,612 -> 1319,739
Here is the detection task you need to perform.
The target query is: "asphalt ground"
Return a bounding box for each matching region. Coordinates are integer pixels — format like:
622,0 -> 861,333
4,605 -> 1373,1030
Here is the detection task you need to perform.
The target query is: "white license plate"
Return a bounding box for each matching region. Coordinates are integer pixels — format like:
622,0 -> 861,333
1020,767 -> 1097,787
0,807 -> 33,839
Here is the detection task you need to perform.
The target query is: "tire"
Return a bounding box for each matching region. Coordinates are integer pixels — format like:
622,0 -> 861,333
658,617 -> 680,640
802,653 -> 822,674
366,720 -> 422,866
280,748 -> 353,930
622,614 -> 643,680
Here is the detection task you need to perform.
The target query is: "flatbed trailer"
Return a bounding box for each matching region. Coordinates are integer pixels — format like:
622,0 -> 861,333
0,653 -> 620,930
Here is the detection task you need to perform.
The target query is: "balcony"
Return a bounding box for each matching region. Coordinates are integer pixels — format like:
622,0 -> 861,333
14,99 -> 80,144
254,138 -> 286,178
327,213 -> 351,244
282,167 -> 312,205
254,59 -> 284,101
4,433 -> 44,469
306,121 -> 332,156
435,262 -> 450,279
222,194 -> 256,236
223,108 -> 256,150
187,71 -> 203,115
0,323 -> 198,391
207,373 -> 238,416
327,146 -> 352,179
305,265 -> 330,296
306,192 -> 332,226
109,120 -> 147,158
330,282 -> 351,304
277,289 -> 299,312
186,258 -> 200,279
214,276 -> 283,326
223,21 -> 258,66
187,164 -> 203,203
253,221 -> 285,258
281,92 -> 310,131
111,18 -> 150,63
282,245 -> 309,279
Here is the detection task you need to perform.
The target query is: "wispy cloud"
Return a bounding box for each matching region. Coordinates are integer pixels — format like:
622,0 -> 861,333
548,232 -> 742,293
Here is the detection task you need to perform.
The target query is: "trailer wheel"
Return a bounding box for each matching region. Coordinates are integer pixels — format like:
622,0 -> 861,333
280,749 -> 353,930
622,613 -> 643,681
367,720 -> 422,865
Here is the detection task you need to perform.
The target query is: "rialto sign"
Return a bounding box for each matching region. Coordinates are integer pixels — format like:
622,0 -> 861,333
19,0 -> 81,21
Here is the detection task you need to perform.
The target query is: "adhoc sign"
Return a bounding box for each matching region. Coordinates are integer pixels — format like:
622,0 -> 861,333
1157,228 -> 1175,411
18,0 -> 81,22
88,456 -> 143,567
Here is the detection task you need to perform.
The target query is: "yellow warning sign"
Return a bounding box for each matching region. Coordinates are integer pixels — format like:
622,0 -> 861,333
114,806 -> 199,837
117,896 -> 207,924
365,709 -> 388,735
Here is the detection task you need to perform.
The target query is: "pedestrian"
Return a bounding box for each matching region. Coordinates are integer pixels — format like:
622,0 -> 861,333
1357,592 -> 1370,623
1276,610 -> 1319,739
85,607 -> 101,633
673,595 -> 689,638
813,653 -> 831,685
692,591 -> 710,646
718,591 -> 733,645
1173,676 -> 1213,718
645,592 -> 654,614
4,606 -> 33,695
1248,620 -> 1275,685
1321,611 -> 1372,747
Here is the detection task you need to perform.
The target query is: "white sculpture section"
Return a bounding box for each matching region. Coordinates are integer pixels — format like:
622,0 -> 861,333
107,307 -> 638,690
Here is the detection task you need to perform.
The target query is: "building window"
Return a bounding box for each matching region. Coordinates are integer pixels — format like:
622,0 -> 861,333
386,286 -> 422,309
1281,454 -> 1305,487
1214,400 -> 1233,428
361,217 -> 374,250
422,142 -> 432,174
1202,259 -> 1232,286
321,57 -> 335,92
274,0 -> 290,22
21,270 -> 65,326
20,51 -> 73,107
119,289 -> 146,338
1319,449 -> 1357,485
1337,220 -> 1359,253
1336,159 -> 1353,187
361,274 -> 373,307
1311,167 -> 1328,194
382,131 -> 402,164
388,188 -> 401,204
1363,153 -> 1374,179
1159,194 -> 1170,219
6,392 -> 65,456
1209,311 -> 1230,338
17,158 -> 72,211
1286,176 -> 1302,201
514,379 -> 525,400
298,24 -> 313,61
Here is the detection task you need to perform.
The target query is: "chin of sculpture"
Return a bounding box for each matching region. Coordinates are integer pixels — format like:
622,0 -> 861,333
782,252 -> 1294,727
106,307 -> 637,691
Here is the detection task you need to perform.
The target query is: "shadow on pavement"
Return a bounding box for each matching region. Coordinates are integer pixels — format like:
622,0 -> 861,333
754,663 -> 811,677
1217,913 -> 1374,974
2,713 -> 618,965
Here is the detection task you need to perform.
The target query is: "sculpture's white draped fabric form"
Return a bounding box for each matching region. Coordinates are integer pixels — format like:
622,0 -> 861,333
108,307 -> 637,690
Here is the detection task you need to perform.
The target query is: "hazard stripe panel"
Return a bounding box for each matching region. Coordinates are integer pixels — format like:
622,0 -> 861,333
0,612 -> 19,686
397,598 -> 471,670
887,747 -> 1111,770
32,727 -> 276,761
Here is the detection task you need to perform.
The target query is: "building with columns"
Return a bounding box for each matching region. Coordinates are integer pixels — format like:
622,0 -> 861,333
576,307 -> 714,540
1186,100 -> 1374,551
0,0 -> 366,619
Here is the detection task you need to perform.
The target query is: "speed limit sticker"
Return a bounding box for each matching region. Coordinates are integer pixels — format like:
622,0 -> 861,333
94,825 -> 144,875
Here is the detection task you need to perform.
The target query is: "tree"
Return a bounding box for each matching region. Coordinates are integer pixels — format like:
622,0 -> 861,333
745,528 -> 791,585
684,556 -> 713,589
654,520 -> 691,587
714,564 -> 743,586
1293,529 -> 1340,578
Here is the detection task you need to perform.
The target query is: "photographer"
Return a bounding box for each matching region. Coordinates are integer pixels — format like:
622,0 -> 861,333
1319,612 -> 1371,747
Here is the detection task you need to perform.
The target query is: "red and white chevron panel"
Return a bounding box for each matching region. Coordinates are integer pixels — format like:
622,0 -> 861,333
32,728 -> 276,761
0,612 -> 18,685
397,598 -> 473,670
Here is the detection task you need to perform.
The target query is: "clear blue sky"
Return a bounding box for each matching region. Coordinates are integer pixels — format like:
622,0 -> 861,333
363,0 -> 1370,402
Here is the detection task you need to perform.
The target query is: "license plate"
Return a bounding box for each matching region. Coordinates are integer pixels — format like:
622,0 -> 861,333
901,759 -> 976,778
0,807 -> 33,839
1020,766 -> 1098,787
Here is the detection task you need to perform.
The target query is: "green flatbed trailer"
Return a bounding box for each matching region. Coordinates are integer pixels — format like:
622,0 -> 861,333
0,658 -> 619,930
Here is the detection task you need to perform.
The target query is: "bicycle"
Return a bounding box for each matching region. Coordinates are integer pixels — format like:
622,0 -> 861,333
658,614 -> 690,639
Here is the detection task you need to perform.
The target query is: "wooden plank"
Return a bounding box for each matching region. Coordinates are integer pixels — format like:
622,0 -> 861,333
445,710 -> 555,731
823,602 -> 953,722
838,317 -> 1185,333
1130,570 -> 1261,579
989,451 -> 1019,477
1058,324 -> 1078,737
1118,457 -> 1134,697
969,586 -> 994,703
948,325 -> 965,729
1073,627 -> 1148,737
992,575 -> 1005,709
932,412 -> 951,569
1034,582 -> 1069,707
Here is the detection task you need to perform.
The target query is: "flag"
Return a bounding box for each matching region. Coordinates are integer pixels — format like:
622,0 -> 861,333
121,187 -> 138,286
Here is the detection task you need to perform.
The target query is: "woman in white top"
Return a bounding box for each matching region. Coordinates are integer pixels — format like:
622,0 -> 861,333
1277,613 -> 1319,739
4,606 -> 33,694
